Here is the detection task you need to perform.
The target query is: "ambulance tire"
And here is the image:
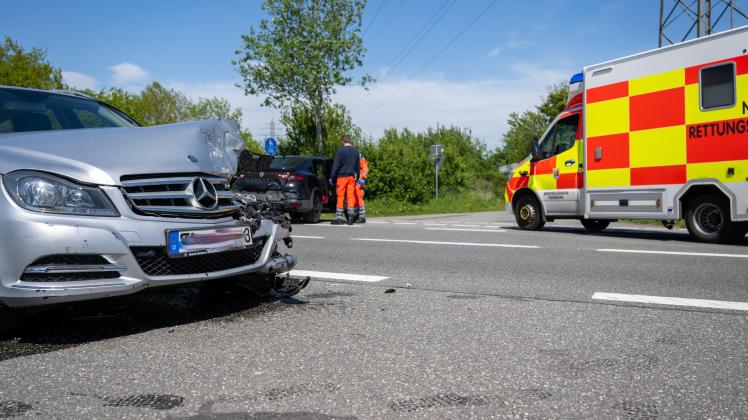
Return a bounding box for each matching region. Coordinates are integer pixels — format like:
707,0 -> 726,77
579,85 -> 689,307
684,194 -> 742,243
581,219 -> 610,232
515,194 -> 545,231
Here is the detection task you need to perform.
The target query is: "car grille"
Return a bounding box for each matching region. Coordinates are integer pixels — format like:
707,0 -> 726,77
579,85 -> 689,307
121,174 -> 238,218
131,241 -> 266,276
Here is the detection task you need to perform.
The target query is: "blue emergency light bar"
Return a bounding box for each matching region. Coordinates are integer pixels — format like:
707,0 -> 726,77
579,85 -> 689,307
569,72 -> 584,84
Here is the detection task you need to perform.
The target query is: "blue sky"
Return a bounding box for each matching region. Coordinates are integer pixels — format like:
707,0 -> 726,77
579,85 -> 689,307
4,0 -> 679,148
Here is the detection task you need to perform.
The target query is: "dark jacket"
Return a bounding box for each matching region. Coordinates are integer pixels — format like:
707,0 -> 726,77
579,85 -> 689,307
330,146 -> 360,179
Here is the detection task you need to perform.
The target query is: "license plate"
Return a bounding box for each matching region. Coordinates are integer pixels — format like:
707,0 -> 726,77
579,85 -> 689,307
166,226 -> 252,258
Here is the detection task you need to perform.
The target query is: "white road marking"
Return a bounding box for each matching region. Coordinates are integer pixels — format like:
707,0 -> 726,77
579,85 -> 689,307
423,223 -> 448,226
597,248 -> 748,259
289,270 -> 389,283
394,222 -> 417,225
293,235 -> 325,239
592,292 -> 748,311
352,238 -> 538,249
426,228 -> 507,233
306,224 -> 361,228
452,224 -> 481,228
367,221 -> 388,224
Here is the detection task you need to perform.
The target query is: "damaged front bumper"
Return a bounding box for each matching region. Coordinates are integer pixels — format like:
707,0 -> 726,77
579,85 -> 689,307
0,186 -> 296,308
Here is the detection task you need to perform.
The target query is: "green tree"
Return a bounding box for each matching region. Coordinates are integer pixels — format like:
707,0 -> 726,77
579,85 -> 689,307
0,36 -> 63,89
235,0 -> 371,154
499,82 -> 569,164
280,103 -> 362,156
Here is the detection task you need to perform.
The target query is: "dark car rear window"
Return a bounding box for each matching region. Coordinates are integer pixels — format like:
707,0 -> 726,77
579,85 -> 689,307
269,157 -> 310,171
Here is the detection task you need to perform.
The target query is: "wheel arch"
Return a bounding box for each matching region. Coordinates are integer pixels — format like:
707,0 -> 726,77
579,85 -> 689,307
511,188 -> 547,221
674,180 -> 738,221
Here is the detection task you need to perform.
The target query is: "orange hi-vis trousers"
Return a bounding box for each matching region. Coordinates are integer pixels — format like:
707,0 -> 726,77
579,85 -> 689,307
354,183 -> 365,208
335,176 -> 356,211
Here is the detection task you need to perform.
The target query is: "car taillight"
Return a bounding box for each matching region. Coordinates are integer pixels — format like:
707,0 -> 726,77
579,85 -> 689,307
288,175 -> 304,182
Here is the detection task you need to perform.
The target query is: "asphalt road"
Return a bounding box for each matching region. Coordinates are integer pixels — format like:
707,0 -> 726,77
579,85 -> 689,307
0,212 -> 746,419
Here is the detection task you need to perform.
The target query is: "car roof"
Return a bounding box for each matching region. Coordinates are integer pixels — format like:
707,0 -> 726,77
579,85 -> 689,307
0,85 -> 95,100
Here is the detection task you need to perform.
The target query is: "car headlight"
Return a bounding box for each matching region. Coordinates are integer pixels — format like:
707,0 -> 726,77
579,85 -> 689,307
3,170 -> 119,217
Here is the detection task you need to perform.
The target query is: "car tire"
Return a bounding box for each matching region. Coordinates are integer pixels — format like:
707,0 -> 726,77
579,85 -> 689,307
289,212 -> 304,223
303,194 -> 323,223
684,194 -> 742,243
514,194 -> 545,231
581,219 -> 610,232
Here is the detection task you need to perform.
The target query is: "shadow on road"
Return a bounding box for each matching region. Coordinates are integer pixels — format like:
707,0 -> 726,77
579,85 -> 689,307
505,224 -> 747,246
0,281 -> 287,361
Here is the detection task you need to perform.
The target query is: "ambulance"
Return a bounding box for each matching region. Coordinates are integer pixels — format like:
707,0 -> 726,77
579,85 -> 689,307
504,26 -> 748,243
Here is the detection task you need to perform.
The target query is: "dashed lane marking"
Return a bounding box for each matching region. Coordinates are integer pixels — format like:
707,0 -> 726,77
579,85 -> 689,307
592,292 -> 748,311
426,228 -> 507,233
394,222 -> 418,225
423,223 -> 448,226
367,221 -> 388,224
452,224 -> 481,228
293,235 -> 325,239
597,248 -> 748,259
289,270 -> 389,283
352,238 -> 538,249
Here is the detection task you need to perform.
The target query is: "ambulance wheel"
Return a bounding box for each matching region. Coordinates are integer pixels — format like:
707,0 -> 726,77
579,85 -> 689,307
684,194 -> 742,243
581,219 -> 610,232
515,194 -> 545,231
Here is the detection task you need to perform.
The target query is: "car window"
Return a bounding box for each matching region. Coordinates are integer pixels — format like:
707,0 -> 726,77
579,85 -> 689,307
0,88 -> 137,134
314,161 -> 326,178
700,62 -> 735,110
269,157 -> 306,171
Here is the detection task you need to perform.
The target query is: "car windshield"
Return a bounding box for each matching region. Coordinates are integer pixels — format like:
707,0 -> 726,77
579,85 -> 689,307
269,156 -> 307,171
0,88 -> 138,134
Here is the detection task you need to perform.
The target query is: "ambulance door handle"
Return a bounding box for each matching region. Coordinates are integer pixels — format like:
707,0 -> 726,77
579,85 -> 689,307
553,168 -> 559,179
565,159 -> 576,167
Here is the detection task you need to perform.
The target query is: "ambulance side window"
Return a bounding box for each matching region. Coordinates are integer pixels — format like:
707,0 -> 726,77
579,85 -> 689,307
537,114 -> 580,160
700,62 -> 735,110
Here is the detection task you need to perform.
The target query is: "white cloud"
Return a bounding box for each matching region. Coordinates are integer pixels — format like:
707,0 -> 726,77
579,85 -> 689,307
170,62 -> 570,150
62,71 -> 98,90
109,62 -> 149,85
484,47 -> 503,59
485,31 -> 537,60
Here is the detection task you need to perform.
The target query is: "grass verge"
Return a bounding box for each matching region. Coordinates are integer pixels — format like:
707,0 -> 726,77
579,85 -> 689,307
358,193 -> 504,217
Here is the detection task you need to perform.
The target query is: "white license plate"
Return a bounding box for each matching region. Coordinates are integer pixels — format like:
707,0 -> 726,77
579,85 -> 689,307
166,226 -> 252,258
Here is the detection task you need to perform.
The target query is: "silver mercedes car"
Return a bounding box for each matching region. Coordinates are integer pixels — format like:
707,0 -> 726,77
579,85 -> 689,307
0,86 -> 297,327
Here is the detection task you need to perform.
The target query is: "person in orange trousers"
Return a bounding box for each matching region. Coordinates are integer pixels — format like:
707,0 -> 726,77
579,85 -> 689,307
328,136 -> 360,225
352,153 -> 368,223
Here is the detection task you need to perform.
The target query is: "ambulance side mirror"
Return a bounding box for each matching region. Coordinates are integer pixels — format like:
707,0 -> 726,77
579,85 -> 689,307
531,138 -> 540,161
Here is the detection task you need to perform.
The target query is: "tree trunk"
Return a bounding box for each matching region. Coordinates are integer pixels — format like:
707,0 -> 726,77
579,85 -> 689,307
313,107 -> 323,155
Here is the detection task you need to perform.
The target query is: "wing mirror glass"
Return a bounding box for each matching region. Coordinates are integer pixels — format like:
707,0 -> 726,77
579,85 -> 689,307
531,137 -> 540,161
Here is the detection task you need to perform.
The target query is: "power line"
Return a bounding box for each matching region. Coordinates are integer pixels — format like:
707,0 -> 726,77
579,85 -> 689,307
359,0 -> 499,122
363,0 -> 388,36
349,0 -> 457,111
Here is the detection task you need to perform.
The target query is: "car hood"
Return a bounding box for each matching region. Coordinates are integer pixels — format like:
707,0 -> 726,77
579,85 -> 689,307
0,119 -> 244,186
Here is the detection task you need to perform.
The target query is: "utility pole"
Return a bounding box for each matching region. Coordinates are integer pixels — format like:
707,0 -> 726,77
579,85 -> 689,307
659,0 -> 747,47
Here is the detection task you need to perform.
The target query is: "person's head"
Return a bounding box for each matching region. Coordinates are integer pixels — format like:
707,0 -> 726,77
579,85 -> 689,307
341,135 -> 353,146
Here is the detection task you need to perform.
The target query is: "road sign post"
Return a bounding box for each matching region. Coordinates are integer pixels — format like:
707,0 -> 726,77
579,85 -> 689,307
430,144 -> 445,199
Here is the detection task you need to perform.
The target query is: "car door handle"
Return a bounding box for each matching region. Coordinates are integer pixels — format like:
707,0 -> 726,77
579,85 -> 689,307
553,168 -> 559,178
565,159 -> 575,167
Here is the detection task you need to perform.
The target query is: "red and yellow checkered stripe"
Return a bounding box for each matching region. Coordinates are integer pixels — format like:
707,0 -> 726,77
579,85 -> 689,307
586,54 -> 748,188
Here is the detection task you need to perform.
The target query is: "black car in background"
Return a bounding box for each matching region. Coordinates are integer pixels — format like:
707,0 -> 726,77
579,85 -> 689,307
232,154 -> 334,223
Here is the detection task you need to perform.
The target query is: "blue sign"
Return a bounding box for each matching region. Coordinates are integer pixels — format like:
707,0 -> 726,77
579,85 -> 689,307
264,137 -> 278,156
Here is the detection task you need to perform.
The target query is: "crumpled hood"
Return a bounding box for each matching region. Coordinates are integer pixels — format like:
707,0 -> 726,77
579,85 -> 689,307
0,119 -> 244,185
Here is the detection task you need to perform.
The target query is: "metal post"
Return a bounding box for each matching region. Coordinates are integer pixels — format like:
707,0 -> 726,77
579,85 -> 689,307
697,0 -> 702,37
659,0 -> 664,48
435,164 -> 439,199
706,0 -> 712,35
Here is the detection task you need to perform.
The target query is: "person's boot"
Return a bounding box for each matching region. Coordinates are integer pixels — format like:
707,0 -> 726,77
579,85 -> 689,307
347,209 -> 358,225
331,209 -> 345,225
355,207 -> 366,224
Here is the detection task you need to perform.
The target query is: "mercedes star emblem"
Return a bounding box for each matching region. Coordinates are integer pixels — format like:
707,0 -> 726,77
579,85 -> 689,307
189,177 -> 219,210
